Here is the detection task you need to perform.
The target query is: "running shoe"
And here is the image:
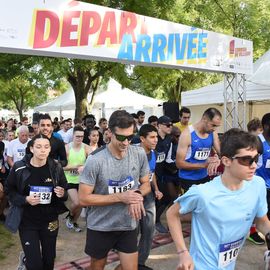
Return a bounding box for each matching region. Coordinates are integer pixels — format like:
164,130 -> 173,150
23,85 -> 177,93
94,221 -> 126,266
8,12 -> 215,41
264,250 -> 270,270
17,251 -> 26,270
65,216 -> 74,229
73,222 -> 82,232
248,232 -> 265,245
73,222 -> 82,233
155,222 -> 168,234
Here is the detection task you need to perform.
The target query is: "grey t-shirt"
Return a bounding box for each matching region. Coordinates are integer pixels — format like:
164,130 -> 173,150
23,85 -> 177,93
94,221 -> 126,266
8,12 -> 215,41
80,145 -> 149,231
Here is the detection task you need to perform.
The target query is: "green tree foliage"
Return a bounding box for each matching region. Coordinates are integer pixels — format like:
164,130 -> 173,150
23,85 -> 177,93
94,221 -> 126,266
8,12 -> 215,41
0,54 -> 66,119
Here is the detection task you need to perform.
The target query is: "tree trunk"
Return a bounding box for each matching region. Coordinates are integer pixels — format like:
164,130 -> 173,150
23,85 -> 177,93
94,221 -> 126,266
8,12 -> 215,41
18,110 -> 23,121
88,77 -> 101,112
74,90 -> 89,119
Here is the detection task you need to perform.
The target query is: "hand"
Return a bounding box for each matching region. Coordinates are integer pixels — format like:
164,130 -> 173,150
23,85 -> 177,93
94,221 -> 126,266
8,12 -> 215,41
177,252 -> 194,270
77,166 -> 84,174
1,166 -> 5,174
155,190 -> 163,200
207,159 -> 220,176
26,195 -> 40,205
128,201 -> 146,220
54,186 -> 65,198
117,190 -> 144,204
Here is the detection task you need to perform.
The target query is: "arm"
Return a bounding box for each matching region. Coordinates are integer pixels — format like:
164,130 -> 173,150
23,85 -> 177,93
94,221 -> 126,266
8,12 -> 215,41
176,130 -> 207,170
78,183 -> 144,207
138,173 -> 151,196
152,173 -> 163,200
84,144 -> 92,157
55,164 -> 68,201
7,156 -> 14,168
167,203 -> 194,270
255,215 -> 270,236
212,131 -> 220,156
58,140 -> 68,167
6,167 -> 27,206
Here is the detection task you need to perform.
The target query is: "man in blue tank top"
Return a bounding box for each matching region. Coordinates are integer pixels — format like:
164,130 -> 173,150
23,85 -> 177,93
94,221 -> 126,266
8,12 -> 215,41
176,108 -> 221,192
167,128 -> 270,270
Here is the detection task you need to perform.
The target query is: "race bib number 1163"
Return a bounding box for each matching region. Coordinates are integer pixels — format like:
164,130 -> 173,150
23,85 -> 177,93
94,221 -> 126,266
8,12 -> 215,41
108,176 -> 135,194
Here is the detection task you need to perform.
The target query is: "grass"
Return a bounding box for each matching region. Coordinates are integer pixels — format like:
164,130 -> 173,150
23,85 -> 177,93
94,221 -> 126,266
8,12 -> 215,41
0,223 -> 16,260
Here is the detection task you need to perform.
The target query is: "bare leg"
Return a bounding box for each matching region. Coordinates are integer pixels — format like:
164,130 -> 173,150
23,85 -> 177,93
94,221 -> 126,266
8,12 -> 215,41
89,257 -> 107,270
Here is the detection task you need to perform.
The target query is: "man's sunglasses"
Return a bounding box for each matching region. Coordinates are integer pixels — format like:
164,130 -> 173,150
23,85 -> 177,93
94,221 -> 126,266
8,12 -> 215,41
231,154 -> 259,167
162,123 -> 172,127
114,133 -> 134,142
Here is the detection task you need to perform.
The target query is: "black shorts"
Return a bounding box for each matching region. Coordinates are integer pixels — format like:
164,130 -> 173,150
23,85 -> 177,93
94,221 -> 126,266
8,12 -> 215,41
179,176 -> 210,193
67,183 -> 79,190
85,229 -> 138,259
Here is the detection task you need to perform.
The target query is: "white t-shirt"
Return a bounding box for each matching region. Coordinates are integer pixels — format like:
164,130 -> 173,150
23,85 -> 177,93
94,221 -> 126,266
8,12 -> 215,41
57,130 -> 69,144
7,138 -> 30,163
65,128 -> 74,144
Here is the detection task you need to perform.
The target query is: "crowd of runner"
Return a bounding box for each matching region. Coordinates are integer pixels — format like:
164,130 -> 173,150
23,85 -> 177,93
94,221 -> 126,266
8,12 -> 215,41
0,107 -> 270,270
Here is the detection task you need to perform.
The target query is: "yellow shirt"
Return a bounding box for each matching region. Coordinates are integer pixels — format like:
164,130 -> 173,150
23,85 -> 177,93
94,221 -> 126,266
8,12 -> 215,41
174,122 -> 191,132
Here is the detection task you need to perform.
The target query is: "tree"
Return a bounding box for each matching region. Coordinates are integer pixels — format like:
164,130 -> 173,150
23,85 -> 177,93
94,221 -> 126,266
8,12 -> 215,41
0,76 -> 47,120
0,54 -> 66,119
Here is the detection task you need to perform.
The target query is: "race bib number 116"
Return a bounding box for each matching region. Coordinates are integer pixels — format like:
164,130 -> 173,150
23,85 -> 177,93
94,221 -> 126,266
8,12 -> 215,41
218,237 -> 244,268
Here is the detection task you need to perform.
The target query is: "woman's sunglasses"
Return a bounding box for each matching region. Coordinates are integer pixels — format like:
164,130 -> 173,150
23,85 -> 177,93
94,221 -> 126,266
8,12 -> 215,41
231,154 -> 259,167
114,133 -> 134,142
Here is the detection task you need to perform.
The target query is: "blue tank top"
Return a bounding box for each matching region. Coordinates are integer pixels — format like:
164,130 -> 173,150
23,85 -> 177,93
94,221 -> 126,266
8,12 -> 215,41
148,150 -> 156,182
256,134 -> 270,188
179,125 -> 213,180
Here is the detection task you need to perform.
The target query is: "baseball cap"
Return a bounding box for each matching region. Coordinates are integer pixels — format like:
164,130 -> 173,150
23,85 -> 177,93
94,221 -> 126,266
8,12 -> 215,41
158,116 -> 172,125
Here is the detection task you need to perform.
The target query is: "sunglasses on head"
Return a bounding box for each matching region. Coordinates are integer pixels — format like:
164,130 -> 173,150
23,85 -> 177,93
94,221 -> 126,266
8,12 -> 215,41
114,133 -> 134,142
231,154 -> 259,167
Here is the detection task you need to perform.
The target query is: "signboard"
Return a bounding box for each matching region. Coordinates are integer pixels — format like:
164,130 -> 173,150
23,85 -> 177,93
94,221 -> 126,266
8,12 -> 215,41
0,0 -> 253,74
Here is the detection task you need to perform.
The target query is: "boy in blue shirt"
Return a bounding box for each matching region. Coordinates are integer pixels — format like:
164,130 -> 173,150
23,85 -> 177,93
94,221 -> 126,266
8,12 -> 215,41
167,128 -> 270,270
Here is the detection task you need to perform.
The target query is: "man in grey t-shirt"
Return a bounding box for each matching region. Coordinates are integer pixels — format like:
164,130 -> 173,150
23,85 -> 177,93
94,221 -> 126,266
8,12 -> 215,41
79,110 -> 150,270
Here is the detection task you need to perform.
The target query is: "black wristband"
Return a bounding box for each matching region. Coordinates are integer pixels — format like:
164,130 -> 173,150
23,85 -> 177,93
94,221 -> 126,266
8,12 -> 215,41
134,189 -> 142,195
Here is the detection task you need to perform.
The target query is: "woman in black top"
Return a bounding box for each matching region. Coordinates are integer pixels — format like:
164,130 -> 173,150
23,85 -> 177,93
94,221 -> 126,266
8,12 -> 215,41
6,134 -> 68,270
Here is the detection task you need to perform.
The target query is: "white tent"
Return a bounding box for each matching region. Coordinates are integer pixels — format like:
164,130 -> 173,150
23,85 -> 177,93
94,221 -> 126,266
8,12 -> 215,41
181,50 -> 270,130
34,79 -> 164,119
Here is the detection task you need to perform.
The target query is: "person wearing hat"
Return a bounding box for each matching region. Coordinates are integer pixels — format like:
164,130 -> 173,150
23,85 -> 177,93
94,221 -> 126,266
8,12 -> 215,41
155,115 -> 173,233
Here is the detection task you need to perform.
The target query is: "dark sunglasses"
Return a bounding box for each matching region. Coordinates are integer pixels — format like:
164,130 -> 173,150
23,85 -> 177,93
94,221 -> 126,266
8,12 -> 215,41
114,133 -> 134,142
162,123 -> 172,127
231,154 -> 259,167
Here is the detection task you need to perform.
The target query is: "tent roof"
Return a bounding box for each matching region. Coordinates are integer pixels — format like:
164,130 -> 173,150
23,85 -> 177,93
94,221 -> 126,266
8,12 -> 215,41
94,79 -> 163,108
35,89 -> 75,111
35,79 -> 163,112
182,50 -> 270,106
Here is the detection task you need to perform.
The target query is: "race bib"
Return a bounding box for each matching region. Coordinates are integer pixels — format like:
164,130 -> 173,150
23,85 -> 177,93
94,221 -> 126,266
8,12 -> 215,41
156,152 -> 166,163
218,237 -> 244,268
17,149 -> 25,159
30,186 -> 53,204
108,176 -> 135,194
70,169 -> 79,176
194,149 -> 210,160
